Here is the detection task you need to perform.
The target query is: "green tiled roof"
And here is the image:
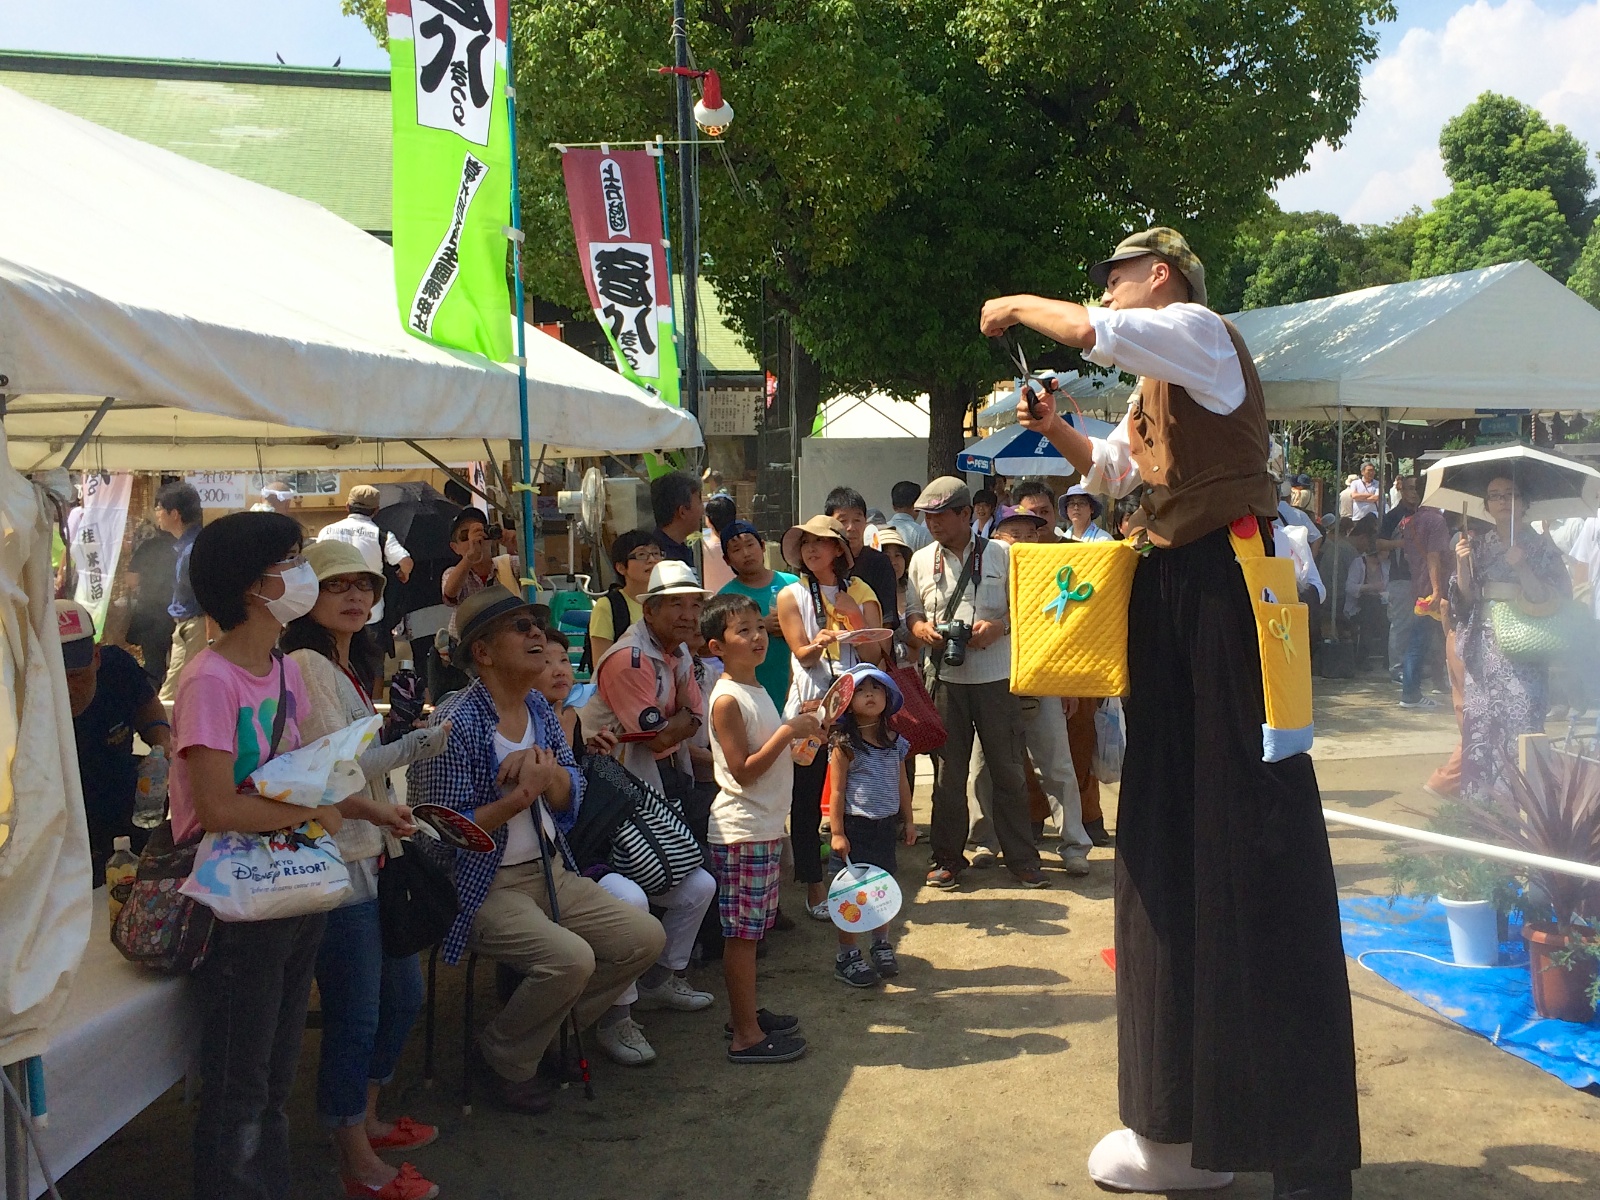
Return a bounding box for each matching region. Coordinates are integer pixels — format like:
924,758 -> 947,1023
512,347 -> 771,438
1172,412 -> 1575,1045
673,277 -> 760,374
0,51 -> 392,234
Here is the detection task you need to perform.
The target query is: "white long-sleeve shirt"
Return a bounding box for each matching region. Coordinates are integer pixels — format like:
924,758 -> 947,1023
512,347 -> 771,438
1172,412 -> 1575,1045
1078,304 -> 1248,499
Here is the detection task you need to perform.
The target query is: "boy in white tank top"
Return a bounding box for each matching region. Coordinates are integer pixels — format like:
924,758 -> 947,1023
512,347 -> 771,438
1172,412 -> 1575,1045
702,593 -> 825,1064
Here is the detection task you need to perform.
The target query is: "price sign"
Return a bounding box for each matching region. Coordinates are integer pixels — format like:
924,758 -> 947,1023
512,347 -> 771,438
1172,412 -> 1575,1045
187,471 -> 248,509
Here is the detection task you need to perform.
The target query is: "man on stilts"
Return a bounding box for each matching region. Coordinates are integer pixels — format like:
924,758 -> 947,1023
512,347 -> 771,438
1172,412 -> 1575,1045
981,228 -> 1360,1199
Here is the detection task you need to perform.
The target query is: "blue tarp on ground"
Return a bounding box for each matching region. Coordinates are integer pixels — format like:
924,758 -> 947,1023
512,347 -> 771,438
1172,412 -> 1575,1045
1340,896 -> 1600,1089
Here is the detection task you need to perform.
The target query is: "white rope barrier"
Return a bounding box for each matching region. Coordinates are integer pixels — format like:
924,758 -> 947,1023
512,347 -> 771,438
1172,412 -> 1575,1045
1322,807 -> 1600,884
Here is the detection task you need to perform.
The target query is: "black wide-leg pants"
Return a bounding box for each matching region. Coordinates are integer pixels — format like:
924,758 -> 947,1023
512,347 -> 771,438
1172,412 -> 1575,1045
1115,527 -> 1361,1175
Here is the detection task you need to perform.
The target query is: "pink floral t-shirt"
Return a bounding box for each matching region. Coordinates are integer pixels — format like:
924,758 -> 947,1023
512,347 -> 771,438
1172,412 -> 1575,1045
168,649 -> 310,843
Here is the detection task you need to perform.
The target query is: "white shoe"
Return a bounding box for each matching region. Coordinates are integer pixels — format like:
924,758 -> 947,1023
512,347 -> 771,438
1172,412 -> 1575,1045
1086,1129 -> 1234,1192
597,1017 -> 657,1066
969,848 -> 998,868
635,973 -> 714,1012
1060,848 -> 1092,877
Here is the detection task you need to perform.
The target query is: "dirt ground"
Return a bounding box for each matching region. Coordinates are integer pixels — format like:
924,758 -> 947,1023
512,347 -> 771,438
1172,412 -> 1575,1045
62,679 -> 1600,1199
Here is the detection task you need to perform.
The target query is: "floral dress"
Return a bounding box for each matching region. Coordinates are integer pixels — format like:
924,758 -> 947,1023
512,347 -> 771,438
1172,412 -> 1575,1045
1450,526 -> 1571,802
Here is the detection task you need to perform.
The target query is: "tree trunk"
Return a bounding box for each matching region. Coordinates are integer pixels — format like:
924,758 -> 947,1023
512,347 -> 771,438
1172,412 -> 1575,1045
927,379 -> 976,482
790,335 -> 823,441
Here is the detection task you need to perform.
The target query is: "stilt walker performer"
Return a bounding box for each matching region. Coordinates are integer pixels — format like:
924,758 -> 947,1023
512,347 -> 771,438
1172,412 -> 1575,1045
981,228 -> 1360,1199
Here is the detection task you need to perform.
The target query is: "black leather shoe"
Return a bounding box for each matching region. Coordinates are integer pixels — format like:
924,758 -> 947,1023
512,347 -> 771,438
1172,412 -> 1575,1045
1272,1170 -> 1353,1200
1085,818 -> 1115,848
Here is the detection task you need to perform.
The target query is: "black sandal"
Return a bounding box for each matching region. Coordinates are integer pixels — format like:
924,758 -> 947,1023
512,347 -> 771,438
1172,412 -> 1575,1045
723,1009 -> 801,1039
727,1033 -> 807,1064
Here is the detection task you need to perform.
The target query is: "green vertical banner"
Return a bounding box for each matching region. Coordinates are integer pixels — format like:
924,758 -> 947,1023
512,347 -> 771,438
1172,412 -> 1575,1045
560,149 -> 680,407
387,0 -> 514,361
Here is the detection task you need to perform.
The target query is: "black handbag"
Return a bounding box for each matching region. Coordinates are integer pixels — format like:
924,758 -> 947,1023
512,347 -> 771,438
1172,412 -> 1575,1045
378,839 -> 460,958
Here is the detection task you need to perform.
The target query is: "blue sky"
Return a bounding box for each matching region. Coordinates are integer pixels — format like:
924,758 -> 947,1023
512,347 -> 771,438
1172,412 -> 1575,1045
3,2 -> 1598,224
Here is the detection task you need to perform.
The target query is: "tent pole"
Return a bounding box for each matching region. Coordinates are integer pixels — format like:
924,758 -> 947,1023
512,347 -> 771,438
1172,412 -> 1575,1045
401,441 -> 493,505
504,20 -> 539,600
481,439 -> 513,510
59,396 -> 115,471
1333,404 -> 1344,639
1378,407 -> 1389,518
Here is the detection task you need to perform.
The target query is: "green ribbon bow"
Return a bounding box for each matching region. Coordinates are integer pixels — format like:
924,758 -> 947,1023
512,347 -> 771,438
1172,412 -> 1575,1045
1041,564 -> 1094,622
1268,606 -> 1295,660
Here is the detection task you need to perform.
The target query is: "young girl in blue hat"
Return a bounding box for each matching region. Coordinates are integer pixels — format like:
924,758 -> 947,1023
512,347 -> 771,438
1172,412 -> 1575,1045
826,665 -> 915,987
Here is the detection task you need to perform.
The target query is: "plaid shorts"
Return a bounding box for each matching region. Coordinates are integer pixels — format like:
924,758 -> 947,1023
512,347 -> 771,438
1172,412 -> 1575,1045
710,839 -> 784,941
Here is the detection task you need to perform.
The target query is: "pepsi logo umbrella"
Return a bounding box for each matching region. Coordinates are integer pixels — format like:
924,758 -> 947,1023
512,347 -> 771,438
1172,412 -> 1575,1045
956,413 -> 1116,476
1423,443 -> 1600,524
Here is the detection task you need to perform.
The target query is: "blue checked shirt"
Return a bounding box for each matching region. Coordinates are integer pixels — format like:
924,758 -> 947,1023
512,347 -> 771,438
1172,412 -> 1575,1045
407,680 -> 583,964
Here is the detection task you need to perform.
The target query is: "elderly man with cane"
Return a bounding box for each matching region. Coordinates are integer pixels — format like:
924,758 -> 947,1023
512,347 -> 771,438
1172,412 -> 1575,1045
981,228 -> 1359,1199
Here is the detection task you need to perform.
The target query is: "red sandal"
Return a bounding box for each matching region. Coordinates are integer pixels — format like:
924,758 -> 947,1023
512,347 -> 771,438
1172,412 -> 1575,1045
341,1162 -> 439,1200
368,1116 -> 438,1153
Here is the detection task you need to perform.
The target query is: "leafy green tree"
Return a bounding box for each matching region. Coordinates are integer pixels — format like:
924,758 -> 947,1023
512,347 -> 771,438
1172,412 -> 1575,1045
1240,228 -> 1342,308
1412,184 -> 1580,279
1209,204 -> 1417,313
1569,226 -> 1600,309
1440,92 -> 1597,232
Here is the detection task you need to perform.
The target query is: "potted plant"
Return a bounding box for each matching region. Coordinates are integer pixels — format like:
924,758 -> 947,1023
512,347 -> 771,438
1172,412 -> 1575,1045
1387,805 -> 1516,967
1458,753 -> 1600,1023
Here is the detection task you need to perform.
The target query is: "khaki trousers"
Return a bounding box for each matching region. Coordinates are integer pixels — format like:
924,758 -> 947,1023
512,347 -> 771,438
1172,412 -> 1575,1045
468,858 -> 664,1082
159,615 -> 208,703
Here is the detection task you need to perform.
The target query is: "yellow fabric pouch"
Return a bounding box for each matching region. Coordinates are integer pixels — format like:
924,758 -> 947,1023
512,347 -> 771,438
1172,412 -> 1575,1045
1009,541 -> 1140,697
1230,529 -> 1313,761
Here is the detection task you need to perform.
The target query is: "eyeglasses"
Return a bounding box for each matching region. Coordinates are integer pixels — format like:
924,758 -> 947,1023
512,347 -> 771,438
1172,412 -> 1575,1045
321,577 -> 377,594
1485,491 -> 1518,503
272,554 -> 308,569
628,549 -> 663,564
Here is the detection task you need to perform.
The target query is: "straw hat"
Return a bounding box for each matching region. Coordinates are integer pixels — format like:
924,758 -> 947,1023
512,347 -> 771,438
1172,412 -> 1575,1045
781,515 -> 854,572
642,560 -> 713,599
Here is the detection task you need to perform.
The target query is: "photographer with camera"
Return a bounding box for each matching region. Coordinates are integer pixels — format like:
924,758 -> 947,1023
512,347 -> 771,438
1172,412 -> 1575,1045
904,477 -> 1045,890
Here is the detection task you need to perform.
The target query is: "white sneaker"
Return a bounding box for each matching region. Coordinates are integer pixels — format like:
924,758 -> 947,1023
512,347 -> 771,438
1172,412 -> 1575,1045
635,973 -> 714,1012
597,1017 -> 657,1066
1059,848 -> 1092,877
969,848 -> 998,868
1086,1129 -> 1234,1193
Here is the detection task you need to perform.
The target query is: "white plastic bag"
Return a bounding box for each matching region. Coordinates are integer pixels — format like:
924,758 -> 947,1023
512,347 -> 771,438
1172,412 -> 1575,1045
180,820 -> 350,922
826,859 -> 903,933
1092,698 -> 1125,784
249,714 -> 382,809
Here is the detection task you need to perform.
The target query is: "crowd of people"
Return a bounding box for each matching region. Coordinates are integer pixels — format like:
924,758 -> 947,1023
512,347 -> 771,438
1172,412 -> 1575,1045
56,223 -> 1600,1200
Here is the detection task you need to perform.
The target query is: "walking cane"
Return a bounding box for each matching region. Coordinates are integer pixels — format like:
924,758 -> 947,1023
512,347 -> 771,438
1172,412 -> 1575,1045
536,798 -> 596,1100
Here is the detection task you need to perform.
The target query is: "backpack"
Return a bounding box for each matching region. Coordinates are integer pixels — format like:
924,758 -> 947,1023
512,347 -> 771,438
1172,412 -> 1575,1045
569,754 -> 705,895
579,589 -> 633,676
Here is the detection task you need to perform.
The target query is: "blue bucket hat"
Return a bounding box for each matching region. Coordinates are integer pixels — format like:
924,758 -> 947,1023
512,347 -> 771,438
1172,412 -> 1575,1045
1059,483 -> 1104,522
844,663 -> 903,717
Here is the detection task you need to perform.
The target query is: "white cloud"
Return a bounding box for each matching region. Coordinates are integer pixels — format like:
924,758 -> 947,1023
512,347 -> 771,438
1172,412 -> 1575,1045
1273,0 -> 1600,223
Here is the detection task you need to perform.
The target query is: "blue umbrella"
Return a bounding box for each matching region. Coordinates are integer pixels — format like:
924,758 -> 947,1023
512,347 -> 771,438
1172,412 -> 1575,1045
956,413 -> 1116,476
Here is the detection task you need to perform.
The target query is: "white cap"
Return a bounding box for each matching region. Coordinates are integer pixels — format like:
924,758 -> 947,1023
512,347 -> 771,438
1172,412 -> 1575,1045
113,836 -> 131,851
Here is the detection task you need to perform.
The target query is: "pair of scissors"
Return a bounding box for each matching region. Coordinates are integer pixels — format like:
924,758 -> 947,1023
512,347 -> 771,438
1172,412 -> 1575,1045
990,330 -> 1058,420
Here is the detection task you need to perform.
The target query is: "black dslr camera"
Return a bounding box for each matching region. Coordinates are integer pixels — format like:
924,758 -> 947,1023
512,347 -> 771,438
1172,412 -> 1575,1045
936,619 -> 973,669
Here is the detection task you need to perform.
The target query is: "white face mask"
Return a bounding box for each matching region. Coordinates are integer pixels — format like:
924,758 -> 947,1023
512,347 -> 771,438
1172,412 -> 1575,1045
253,561 -> 320,625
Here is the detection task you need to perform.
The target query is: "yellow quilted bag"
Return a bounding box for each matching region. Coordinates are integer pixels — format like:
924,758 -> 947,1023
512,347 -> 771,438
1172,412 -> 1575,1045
1009,541 -> 1140,697
1230,530 -> 1313,761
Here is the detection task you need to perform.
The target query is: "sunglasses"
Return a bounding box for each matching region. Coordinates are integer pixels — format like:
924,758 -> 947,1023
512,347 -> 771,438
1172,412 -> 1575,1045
321,577 -> 377,594
499,615 -> 546,637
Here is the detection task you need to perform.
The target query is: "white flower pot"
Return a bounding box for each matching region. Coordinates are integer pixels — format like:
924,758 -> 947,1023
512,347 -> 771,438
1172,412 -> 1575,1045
1440,897 -> 1499,967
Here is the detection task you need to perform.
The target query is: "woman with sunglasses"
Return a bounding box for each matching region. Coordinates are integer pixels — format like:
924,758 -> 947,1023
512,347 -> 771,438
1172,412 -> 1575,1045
281,540 -> 452,1200
1450,476 -> 1571,803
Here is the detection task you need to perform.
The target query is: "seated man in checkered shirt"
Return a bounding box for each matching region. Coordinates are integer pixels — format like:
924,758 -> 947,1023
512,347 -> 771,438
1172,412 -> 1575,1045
407,585 -> 664,1113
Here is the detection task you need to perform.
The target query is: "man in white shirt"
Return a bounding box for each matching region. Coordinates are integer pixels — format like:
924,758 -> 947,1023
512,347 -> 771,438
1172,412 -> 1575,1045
1349,463 -> 1381,521
885,480 -> 933,553
903,476 -> 1045,890
1568,512 -> 1600,620
982,227 -> 1358,1200
316,485 -> 413,625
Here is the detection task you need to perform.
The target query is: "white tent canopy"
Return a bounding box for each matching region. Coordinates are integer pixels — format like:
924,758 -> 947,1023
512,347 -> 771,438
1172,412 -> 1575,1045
0,84 -> 702,471
1227,261 -> 1600,419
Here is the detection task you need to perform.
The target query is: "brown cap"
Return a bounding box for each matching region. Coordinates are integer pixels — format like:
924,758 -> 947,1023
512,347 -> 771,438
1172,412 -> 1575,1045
781,515 -> 854,571
346,484 -> 381,512
914,476 -> 972,514
1088,227 -> 1207,306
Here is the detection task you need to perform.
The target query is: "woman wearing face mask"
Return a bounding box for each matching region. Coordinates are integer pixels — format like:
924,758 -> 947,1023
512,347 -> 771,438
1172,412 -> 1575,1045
166,512 -> 344,1200
281,541 -> 452,1200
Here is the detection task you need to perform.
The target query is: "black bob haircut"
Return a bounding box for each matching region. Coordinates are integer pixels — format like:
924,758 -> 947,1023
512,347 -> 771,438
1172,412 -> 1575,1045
609,528 -> 658,570
650,470 -> 701,528
699,592 -> 760,647
191,512 -> 303,631
823,486 -> 867,517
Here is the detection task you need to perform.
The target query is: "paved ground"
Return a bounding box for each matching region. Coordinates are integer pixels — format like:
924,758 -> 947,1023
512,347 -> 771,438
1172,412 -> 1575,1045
61,675 -> 1600,1199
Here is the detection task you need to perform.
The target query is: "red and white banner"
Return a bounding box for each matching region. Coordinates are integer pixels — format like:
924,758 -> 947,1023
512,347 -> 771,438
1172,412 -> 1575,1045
560,149 -> 679,405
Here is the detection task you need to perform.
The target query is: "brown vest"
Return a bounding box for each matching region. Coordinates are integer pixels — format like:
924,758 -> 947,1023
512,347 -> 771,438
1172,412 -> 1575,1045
1126,316 -> 1278,549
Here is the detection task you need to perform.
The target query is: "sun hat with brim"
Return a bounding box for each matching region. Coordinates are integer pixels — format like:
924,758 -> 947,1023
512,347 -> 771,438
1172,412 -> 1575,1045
1059,484 -> 1104,522
55,599 -> 96,669
305,539 -> 386,601
1088,226 -> 1207,306
642,559 -> 713,599
843,663 -> 903,718
456,585 -> 545,655
781,515 -> 854,572
874,526 -> 911,553
995,504 -> 1048,530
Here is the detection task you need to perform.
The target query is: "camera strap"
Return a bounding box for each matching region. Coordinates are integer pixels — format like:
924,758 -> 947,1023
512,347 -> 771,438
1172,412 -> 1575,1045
805,572 -> 841,682
940,536 -> 985,626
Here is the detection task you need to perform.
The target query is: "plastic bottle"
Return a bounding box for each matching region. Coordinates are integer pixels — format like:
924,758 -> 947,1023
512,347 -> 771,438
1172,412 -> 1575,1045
133,745 -> 168,829
790,734 -> 822,766
106,836 -> 137,923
